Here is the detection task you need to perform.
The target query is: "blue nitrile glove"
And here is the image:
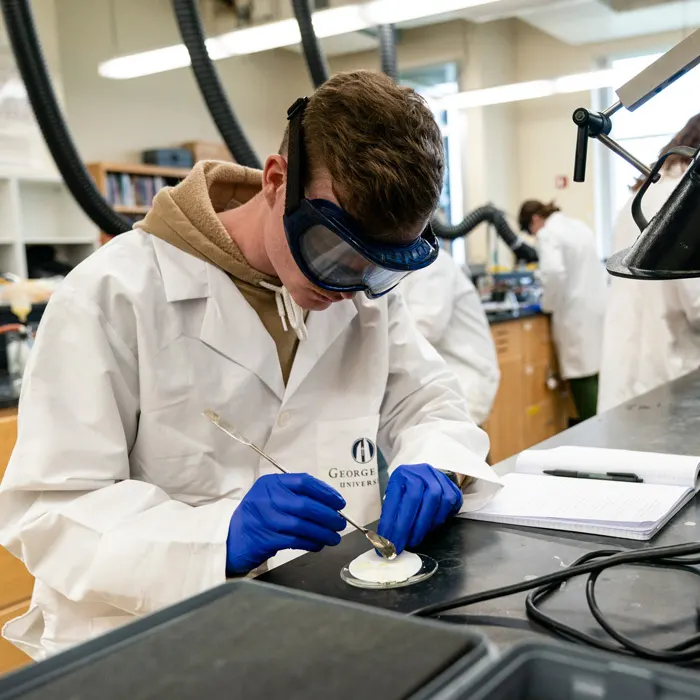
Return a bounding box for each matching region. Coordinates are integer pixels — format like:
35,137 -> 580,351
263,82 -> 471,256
226,473 -> 346,576
377,464 -> 463,555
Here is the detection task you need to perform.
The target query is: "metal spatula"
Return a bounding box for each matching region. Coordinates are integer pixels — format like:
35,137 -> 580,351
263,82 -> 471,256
204,409 -> 397,560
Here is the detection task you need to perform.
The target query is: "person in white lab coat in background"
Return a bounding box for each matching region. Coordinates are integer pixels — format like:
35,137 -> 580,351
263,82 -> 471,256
598,114 -> 700,413
0,71 -> 501,660
401,248 -> 500,426
518,201 -> 607,421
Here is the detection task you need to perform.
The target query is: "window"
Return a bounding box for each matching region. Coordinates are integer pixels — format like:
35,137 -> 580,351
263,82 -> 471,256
601,53 -> 700,254
399,63 -> 464,264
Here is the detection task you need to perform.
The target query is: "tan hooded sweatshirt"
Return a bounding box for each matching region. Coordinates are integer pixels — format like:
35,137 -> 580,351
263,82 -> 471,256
136,160 -> 300,384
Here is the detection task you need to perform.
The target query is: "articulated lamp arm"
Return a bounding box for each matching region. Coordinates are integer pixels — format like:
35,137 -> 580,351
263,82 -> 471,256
571,29 -> 700,280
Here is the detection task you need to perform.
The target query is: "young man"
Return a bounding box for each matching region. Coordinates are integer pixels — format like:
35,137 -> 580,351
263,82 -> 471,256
0,71 -> 501,659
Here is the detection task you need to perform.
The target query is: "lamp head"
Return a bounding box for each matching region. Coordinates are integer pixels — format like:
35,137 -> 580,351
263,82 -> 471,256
607,147 -> 700,281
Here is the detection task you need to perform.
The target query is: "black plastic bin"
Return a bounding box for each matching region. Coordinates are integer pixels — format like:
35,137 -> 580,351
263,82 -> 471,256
432,641 -> 700,700
0,580 -> 492,700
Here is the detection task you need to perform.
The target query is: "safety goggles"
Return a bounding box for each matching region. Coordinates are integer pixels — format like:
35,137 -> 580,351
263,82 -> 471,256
283,98 -> 439,299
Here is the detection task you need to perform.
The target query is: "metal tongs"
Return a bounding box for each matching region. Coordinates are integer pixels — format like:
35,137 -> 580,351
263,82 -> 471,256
204,409 -> 397,560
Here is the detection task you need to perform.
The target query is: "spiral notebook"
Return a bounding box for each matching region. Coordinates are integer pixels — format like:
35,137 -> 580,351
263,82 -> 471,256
461,446 -> 700,540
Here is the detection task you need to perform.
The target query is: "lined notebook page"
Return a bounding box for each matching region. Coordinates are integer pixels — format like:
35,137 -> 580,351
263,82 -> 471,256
516,447 -> 700,488
472,474 -> 689,527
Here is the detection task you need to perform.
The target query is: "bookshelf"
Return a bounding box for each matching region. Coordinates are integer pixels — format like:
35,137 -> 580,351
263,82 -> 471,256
0,170 -> 95,278
86,162 -> 190,240
0,162 -> 190,279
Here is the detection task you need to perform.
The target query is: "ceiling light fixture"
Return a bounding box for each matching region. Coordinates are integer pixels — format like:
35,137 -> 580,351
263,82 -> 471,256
98,0 -> 501,80
439,69 -> 619,110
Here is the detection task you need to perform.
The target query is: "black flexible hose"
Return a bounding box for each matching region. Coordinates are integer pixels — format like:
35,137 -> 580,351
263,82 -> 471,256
172,0 -> 261,169
378,25 -> 398,81
0,0 -> 131,236
291,0 -> 330,88
433,205 -> 539,263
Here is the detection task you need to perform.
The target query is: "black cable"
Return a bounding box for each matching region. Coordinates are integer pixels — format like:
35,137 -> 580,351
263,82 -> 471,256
526,552 -> 700,663
378,25 -> 398,82
172,0 -> 261,168
584,560 -> 700,662
1,0 -> 131,236
291,0 -> 330,88
412,541 -> 700,665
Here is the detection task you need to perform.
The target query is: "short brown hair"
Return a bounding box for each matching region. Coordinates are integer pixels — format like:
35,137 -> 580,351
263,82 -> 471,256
280,71 -> 444,242
518,200 -> 560,232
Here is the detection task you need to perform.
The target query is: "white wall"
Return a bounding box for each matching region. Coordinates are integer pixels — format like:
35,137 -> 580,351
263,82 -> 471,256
459,20 -> 518,266
33,0 -> 62,81
0,0 -> 64,173
55,0 -> 310,163
513,23 -> 698,235
331,20 -> 470,74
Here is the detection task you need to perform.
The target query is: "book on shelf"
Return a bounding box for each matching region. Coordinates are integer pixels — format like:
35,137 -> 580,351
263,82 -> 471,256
105,172 -> 179,210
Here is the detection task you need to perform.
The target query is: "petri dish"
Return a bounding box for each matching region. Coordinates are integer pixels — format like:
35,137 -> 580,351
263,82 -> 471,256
340,552 -> 438,590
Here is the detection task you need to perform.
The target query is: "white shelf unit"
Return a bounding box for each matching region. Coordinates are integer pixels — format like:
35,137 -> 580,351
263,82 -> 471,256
0,172 -> 96,278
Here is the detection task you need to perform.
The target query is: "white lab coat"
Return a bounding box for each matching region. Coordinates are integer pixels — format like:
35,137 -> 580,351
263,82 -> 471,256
537,212 -> 607,379
0,230 -> 501,659
598,172 -> 700,412
401,251 -> 499,425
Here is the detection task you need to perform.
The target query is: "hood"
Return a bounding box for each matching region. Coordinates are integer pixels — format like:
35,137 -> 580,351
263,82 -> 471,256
135,160 -> 278,286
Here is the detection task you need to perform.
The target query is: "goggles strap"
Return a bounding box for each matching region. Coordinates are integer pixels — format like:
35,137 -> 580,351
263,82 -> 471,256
285,97 -> 309,218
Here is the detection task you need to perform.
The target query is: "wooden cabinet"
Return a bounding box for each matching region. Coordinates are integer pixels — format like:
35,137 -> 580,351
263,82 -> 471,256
486,358 -> 525,462
485,315 -> 571,464
0,603 -> 30,675
0,409 -> 33,674
0,409 -> 17,469
0,547 -> 33,611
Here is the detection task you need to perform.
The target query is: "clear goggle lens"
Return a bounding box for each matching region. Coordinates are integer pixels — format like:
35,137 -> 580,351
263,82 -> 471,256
298,225 -> 410,295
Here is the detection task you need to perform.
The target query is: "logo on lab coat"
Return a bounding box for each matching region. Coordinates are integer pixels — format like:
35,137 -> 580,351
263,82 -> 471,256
351,438 -> 376,464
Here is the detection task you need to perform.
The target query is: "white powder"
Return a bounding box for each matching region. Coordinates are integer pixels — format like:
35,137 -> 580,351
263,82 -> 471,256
348,549 -> 422,584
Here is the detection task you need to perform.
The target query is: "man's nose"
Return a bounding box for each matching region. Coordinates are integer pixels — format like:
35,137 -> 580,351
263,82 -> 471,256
340,292 -> 356,300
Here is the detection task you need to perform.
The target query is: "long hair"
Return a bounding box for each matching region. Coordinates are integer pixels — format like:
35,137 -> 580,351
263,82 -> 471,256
518,200 -> 560,232
632,112 -> 700,191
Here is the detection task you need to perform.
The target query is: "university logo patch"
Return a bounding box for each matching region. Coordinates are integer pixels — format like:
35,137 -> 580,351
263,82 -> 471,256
351,438 -> 376,464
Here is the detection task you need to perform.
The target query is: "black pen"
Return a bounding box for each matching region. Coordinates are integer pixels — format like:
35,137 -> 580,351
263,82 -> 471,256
543,469 -> 643,483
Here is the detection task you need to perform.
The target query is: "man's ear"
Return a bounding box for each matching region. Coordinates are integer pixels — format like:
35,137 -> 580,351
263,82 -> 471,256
262,154 -> 287,209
